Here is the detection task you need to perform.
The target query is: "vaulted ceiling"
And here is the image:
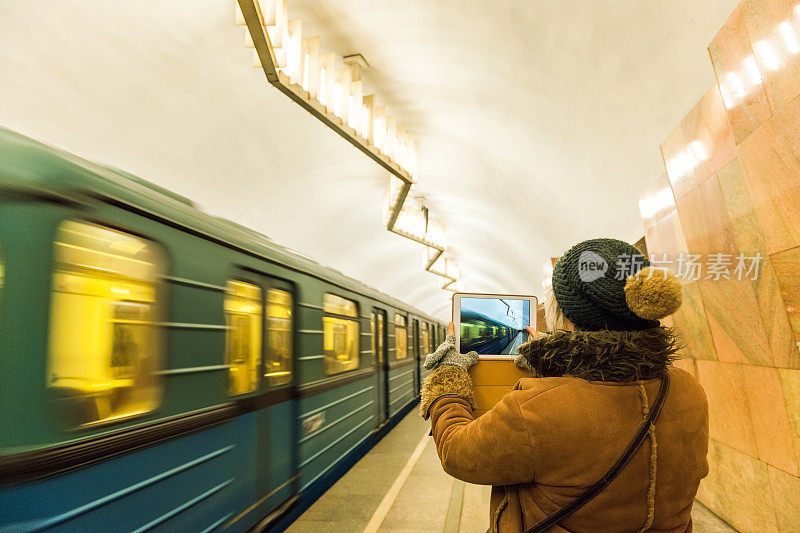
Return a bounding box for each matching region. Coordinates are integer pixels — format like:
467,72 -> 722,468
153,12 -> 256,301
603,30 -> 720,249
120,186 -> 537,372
0,0 -> 740,320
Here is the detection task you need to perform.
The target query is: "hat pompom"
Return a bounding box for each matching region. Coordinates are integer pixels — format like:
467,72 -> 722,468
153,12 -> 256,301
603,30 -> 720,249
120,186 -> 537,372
624,267 -> 682,320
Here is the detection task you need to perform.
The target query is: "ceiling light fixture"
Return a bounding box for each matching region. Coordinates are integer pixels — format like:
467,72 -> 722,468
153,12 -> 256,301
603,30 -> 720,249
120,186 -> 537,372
236,0 -> 463,291
236,0 -> 414,183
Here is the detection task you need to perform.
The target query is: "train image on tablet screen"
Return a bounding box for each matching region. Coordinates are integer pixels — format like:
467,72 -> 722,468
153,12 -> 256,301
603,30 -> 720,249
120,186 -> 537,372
459,298 -> 530,355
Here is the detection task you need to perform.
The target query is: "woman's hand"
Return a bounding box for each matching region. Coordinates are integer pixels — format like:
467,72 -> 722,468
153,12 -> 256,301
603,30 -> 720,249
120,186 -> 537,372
516,325 -> 545,371
525,325 -> 545,340
423,322 -> 479,372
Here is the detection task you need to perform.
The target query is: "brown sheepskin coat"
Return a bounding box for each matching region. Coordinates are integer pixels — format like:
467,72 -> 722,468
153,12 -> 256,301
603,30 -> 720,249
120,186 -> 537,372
421,331 -> 709,532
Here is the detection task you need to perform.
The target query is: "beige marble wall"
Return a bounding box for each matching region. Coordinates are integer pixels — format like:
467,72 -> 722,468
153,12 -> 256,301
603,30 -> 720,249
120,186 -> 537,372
641,1 -> 800,529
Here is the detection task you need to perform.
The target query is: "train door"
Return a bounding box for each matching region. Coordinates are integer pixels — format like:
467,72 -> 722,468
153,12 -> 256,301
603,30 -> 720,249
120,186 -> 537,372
256,276 -> 298,519
412,319 -> 421,392
372,308 -> 389,426
419,323 -> 429,390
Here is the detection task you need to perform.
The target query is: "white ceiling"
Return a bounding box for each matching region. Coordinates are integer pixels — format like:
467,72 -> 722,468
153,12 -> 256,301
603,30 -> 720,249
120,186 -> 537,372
0,0 -> 739,321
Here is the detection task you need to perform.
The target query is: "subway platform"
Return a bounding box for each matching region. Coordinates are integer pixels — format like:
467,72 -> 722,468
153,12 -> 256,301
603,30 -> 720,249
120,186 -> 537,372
286,409 -> 736,533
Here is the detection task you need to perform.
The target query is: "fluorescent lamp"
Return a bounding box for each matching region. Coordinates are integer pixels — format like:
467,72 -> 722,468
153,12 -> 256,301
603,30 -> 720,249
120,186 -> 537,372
302,49 -> 310,90
319,66 -> 327,105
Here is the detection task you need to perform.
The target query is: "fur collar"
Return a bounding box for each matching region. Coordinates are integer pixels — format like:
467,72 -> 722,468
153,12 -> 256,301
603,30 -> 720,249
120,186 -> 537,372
516,326 -> 680,382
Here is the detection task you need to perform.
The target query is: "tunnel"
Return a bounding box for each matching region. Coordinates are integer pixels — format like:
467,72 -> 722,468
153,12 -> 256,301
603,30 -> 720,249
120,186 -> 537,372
0,1 -> 798,532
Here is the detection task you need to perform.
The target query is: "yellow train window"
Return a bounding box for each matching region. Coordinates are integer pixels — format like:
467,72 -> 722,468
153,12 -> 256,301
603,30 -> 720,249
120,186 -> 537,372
225,280 -> 262,395
323,293 -> 359,375
395,314 -> 407,359
266,288 -> 292,386
370,313 -> 376,359
47,221 -> 163,428
372,311 -> 385,365
421,323 -> 430,354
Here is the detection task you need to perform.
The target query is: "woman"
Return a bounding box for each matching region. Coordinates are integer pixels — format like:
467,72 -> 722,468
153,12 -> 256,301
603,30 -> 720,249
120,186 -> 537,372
421,238 -> 708,533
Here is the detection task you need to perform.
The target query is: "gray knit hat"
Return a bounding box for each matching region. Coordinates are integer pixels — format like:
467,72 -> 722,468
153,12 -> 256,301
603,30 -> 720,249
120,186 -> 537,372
552,238 -> 682,331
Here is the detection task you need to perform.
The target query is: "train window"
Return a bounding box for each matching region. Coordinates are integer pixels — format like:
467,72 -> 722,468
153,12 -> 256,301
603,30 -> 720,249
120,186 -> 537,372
375,311 -> 385,365
421,323 -> 430,354
394,314 -> 407,359
370,313 -> 376,357
47,221 -> 163,428
323,294 -> 359,374
225,280 -> 262,395
265,288 -> 292,386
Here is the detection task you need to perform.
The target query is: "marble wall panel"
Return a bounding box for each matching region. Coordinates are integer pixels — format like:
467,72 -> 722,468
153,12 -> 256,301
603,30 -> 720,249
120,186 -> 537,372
717,159 -> 799,367
645,3 -> 800,530
778,368 -> 800,476
672,358 -> 697,379
697,439 -> 778,532
677,175 -> 773,365
741,0 -> 800,113
771,246 -> 800,341
738,94 -> 800,255
687,85 -> 739,184
645,210 -> 717,360
661,85 -> 737,200
696,361 -> 758,457
767,465 -> 800,532
743,365 -> 798,474
709,4 -> 774,142
639,173 -> 675,231
661,119 -> 696,200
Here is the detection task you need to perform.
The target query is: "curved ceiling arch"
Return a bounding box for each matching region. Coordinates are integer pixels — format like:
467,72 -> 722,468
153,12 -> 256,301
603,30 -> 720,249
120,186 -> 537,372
0,0 -> 741,320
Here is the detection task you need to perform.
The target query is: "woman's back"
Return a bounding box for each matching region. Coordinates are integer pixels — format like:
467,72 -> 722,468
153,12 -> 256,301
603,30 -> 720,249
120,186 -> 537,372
422,238 -> 710,532
486,368 -> 707,532
427,365 -> 708,532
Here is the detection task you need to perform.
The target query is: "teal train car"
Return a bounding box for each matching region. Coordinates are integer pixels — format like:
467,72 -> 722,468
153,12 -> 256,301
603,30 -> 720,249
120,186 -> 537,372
0,128 -> 444,532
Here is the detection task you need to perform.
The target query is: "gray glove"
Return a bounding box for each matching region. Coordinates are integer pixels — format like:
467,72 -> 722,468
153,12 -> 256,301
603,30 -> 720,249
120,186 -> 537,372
423,334 -> 479,372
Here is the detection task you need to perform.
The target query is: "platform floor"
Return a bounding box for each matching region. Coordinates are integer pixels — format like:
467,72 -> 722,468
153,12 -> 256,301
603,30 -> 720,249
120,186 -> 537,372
286,409 -> 736,533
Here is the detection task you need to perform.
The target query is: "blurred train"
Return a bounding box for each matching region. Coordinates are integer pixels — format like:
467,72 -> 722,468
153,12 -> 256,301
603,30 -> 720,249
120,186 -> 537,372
0,128 -> 445,532
460,310 -> 523,355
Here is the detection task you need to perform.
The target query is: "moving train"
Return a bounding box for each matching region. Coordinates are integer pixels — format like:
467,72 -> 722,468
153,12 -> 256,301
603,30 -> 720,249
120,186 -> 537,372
460,310 -> 522,354
0,128 -> 445,532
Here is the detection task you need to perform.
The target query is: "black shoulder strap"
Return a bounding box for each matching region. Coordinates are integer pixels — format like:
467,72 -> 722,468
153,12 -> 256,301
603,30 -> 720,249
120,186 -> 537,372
525,370 -> 671,533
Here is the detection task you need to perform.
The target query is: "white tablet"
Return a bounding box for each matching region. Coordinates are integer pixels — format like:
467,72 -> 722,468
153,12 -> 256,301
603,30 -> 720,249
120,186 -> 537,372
452,292 -> 538,359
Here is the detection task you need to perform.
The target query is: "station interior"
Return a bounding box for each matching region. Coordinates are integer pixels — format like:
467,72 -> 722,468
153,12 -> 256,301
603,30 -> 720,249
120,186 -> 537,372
2,0 -> 800,532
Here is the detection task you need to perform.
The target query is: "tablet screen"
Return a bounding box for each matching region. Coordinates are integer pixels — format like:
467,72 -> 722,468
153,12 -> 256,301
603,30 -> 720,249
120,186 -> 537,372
460,297 -> 530,355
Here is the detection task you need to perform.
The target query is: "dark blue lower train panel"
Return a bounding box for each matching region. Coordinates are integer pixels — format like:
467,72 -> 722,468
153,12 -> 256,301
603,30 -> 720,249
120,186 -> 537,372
1,422 -> 242,533
388,365 -> 416,418
1,390 -> 419,533
270,397 -> 419,532
296,378 -> 378,493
